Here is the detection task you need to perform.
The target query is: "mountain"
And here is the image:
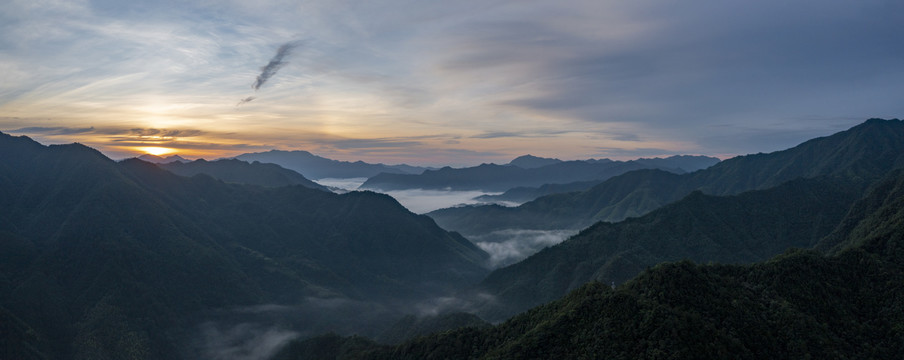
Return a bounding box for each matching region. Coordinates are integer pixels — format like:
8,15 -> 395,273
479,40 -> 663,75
477,155 -> 724,203
374,312 -> 490,345
271,169 -> 904,359
429,118 -> 904,235
474,179 -> 610,203
157,158 -> 329,191
360,155 -> 720,192
136,154 -> 189,163
470,176 -> 860,321
0,132 -> 488,359
234,150 -> 428,179
507,154 -> 562,169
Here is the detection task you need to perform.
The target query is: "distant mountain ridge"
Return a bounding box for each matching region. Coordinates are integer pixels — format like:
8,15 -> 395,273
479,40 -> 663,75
0,132 -> 488,359
157,158 -> 329,191
507,154 -> 563,169
235,150 -> 429,179
429,118 -> 904,235
360,155 -> 720,192
136,153 -> 189,163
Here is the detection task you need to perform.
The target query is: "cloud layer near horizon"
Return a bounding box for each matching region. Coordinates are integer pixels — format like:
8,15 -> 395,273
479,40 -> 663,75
1,0 -> 902,165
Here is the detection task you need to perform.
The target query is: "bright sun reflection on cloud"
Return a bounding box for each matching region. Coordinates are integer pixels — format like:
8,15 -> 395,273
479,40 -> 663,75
137,146 -> 177,156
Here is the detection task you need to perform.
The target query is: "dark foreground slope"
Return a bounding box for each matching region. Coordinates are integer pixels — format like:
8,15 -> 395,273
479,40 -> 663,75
429,118 -> 904,235
273,169 -> 904,360
0,133 -> 488,359
158,158 -> 329,190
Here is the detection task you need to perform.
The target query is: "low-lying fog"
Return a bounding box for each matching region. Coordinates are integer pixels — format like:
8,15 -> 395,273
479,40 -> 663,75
315,178 -> 570,266
469,229 -> 577,268
315,178 -> 520,214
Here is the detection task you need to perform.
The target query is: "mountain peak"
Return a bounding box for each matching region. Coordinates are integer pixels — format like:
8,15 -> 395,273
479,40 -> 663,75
508,154 -> 563,169
137,154 -> 189,164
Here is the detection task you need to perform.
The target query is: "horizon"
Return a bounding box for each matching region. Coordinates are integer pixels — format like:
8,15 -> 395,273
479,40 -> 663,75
1,118 -> 895,167
2,1 -> 902,166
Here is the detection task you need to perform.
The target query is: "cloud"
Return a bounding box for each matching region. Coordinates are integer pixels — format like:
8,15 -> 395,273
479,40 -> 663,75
595,147 -> 675,158
609,133 -> 641,142
236,96 -> 256,106
430,1 -> 904,137
470,131 -> 523,139
251,41 -> 301,91
469,229 -> 576,268
470,129 -> 575,139
9,126 -> 95,135
128,128 -> 204,138
414,293 -> 496,317
327,138 -> 423,149
377,189 -> 501,214
197,322 -> 298,360
3,1 -> 903,164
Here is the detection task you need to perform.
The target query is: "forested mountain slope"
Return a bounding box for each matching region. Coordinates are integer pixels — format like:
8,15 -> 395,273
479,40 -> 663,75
470,176 -> 861,321
0,132 -> 488,359
273,168 -> 904,360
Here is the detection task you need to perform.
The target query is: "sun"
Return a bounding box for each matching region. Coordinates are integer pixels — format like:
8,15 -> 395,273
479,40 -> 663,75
138,146 -> 177,156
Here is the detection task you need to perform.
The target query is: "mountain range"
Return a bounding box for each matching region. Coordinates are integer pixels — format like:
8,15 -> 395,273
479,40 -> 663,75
0,132 -> 487,359
270,160 -> 904,360
2,118 -> 904,359
429,118 -> 904,236
360,155 -> 720,192
136,154 -> 189,164
234,150 -> 428,180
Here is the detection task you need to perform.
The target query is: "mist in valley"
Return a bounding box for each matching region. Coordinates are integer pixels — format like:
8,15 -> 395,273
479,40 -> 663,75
315,178 -> 521,214
470,229 -> 577,268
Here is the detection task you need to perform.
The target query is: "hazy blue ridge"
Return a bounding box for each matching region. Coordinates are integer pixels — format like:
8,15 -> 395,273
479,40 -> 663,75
158,158 -> 330,191
361,155 -> 719,192
235,150 -> 429,180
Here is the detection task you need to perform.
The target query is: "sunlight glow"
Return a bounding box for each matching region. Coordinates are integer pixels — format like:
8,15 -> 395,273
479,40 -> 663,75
138,146 -> 177,156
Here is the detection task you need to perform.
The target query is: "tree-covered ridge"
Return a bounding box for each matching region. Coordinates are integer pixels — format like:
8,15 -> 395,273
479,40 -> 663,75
471,176 -> 862,321
158,158 -> 329,191
429,118 -> 904,235
274,168 -> 904,359
0,132 -> 489,359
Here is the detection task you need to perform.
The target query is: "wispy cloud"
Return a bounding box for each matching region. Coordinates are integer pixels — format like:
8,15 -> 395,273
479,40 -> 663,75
236,96 -> 256,107
9,126 -> 95,135
595,147 -> 675,158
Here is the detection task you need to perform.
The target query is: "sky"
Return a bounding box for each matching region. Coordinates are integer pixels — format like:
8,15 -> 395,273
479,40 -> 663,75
1,0 -> 902,166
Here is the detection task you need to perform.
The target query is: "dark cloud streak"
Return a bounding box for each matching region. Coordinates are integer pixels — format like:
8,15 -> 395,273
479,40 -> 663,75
236,96 -> 255,107
252,41 -> 301,91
